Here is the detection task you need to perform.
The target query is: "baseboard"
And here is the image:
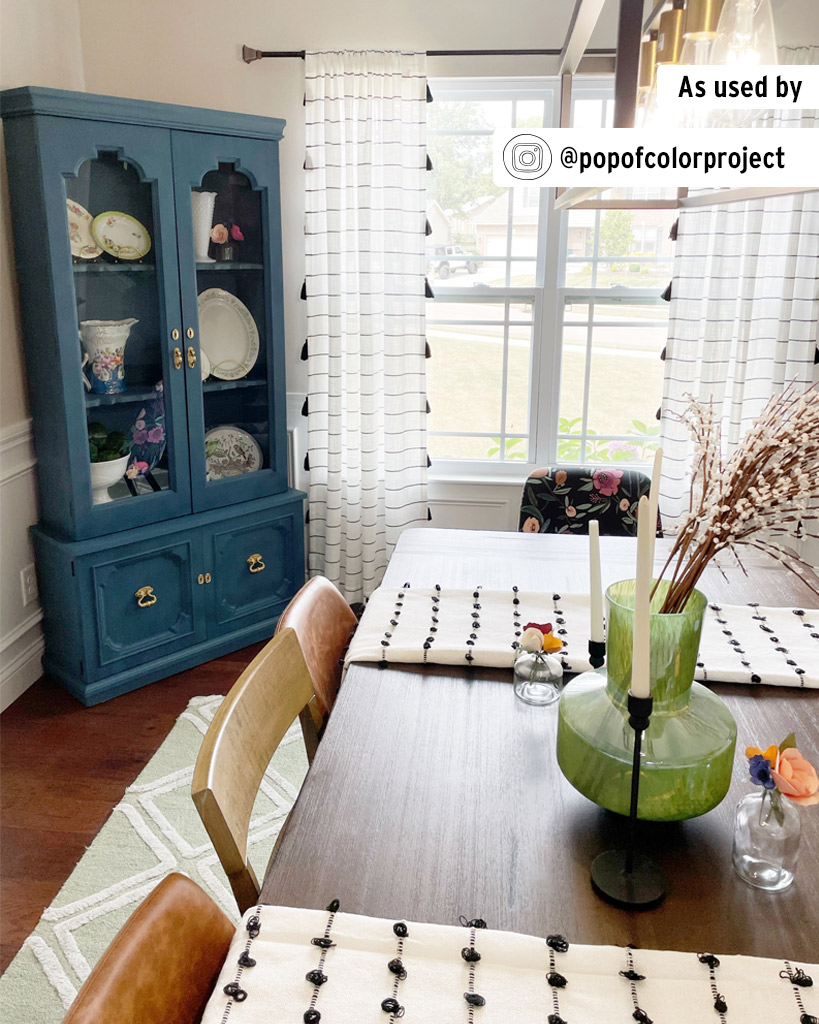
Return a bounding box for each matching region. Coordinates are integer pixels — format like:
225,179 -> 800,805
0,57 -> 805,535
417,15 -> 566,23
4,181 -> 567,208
0,631 -> 44,713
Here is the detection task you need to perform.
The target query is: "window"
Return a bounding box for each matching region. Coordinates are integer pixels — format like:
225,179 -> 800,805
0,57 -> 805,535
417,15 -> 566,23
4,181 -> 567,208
425,79 -> 672,474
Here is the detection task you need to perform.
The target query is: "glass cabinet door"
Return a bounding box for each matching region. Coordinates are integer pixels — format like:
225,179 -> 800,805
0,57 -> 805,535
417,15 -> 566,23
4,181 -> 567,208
42,118 -> 191,536
171,132 -> 288,513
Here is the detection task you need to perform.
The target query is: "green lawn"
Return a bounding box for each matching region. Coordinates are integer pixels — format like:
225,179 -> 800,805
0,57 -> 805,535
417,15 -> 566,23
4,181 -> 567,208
427,329 -> 664,462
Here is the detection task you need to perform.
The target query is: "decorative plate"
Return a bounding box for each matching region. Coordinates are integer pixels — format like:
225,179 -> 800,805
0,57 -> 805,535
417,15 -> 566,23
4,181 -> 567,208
127,381 -> 166,475
200,348 -> 212,382
197,288 -> 259,380
204,426 -> 263,479
92,211 -> 151,260
66,199 -> 102,259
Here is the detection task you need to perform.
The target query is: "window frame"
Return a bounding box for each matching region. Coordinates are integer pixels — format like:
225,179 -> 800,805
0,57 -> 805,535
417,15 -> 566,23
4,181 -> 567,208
426,76 -> 669,480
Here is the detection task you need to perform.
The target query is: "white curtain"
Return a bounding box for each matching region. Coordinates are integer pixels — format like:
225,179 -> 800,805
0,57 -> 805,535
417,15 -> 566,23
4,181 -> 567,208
659,45 -> 819,527
303,50 -> 429,602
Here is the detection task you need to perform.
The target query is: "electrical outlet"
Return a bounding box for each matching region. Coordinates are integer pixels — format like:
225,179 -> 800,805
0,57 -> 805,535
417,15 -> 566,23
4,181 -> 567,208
20,563 -> 38,607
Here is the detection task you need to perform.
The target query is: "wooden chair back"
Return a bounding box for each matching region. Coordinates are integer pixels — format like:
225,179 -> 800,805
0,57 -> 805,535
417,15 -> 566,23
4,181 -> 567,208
62,872 -> 234,1024
275,575 -> 357,719
191,627 -> 316,914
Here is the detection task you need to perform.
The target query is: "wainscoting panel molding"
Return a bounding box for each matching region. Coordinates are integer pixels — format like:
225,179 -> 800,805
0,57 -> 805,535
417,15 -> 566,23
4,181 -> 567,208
0,418 -> 44,710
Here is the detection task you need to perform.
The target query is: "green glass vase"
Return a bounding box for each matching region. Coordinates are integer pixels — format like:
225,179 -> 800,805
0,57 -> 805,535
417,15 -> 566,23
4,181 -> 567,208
556,579 -> 737,821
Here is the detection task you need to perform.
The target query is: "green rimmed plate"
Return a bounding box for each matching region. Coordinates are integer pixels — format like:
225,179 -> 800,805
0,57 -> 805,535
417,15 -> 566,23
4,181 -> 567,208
92,211 -> 151,260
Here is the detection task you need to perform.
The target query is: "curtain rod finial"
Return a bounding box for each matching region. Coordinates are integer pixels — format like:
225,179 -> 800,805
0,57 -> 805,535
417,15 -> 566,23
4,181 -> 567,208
242,45 -> 263,64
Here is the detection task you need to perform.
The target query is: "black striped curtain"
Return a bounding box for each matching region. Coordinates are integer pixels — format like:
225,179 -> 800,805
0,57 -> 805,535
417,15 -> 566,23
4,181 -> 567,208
303,51 -> 429,601
659,45 -> 819,528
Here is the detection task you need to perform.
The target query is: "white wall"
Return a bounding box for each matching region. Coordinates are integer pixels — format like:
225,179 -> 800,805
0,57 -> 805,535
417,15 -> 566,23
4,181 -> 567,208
0,0 -> 86,710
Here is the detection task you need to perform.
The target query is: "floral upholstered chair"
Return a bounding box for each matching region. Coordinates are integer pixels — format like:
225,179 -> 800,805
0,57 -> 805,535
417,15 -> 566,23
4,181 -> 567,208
518,467 -> 662,537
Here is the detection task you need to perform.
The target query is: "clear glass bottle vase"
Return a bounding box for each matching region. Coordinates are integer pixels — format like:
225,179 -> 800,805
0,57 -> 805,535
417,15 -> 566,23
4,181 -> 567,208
732,788 -> 801,891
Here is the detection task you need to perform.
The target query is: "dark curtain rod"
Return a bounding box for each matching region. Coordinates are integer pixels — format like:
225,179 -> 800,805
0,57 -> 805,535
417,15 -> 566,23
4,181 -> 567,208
242,45 -> 615,63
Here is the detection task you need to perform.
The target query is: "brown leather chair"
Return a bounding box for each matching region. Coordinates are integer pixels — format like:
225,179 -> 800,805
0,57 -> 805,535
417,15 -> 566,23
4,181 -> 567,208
275,575 -> 357,723
192,627 -> 318,914
62,872 -> 234,1024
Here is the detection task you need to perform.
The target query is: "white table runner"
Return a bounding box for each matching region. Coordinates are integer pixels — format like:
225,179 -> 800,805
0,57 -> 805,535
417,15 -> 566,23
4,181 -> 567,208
201,904 -> 819,1024
344,585 -> 819,688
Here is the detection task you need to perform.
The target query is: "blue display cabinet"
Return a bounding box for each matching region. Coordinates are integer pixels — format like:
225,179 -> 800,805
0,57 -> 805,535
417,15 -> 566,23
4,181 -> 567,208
1,87 -> 305,704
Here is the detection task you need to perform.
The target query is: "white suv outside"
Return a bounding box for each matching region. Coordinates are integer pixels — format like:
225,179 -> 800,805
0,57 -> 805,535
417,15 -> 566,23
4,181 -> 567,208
427,244 -> 480,279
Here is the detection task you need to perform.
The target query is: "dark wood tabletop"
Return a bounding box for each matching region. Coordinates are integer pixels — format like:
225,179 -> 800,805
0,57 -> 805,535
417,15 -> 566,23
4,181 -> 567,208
261,530 -> 819,961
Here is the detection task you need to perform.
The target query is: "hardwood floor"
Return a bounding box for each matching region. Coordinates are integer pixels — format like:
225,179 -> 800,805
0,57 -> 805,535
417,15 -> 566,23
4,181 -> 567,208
0,641 -> 264,973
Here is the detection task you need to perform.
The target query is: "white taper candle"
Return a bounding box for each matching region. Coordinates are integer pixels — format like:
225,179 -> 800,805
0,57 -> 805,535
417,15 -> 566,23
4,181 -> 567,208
648,446 -> 663,567
631,494 -> 652,698
588,519 -> 604,643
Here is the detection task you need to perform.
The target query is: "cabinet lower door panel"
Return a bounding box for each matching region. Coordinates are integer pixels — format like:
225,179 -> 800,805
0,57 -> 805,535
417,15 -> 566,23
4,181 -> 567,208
205,504 -> 303,631
80,538 -> 207,677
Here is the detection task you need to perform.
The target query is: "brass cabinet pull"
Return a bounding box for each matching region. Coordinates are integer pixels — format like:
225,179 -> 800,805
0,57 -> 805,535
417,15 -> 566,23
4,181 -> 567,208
247,553 -> 265,573
204,572 -> 212,583
186,327 -> 195,339
173,347 -> 183,370
197,573 -> 205,585
171,328 -> 180,341
187,346 -> 197,369
135,585 -> 157,608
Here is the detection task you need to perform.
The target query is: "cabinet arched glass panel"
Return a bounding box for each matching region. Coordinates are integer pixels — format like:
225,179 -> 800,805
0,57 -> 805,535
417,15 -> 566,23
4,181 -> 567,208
173,135 -> 288,512
195,165 -> 270,486
67,152 -> 179,508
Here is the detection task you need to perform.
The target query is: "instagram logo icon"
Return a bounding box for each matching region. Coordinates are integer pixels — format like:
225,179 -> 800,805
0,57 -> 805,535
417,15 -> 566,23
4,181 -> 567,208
503,134 -> 552,179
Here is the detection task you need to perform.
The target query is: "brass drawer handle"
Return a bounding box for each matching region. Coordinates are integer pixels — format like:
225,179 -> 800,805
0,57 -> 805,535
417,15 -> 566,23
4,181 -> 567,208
205,572 -> 212,583
186,327 -> 195,339
135,585 -> 157,608
172,328 -> 180,341
187,346 -> 197,369
197,573 -> 205,585
173,347 -> 183,370
247,553 -> 265,573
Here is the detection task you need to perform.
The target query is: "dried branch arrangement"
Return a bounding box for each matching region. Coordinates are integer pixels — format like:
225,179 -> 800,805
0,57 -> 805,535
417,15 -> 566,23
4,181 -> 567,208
655,384 -> 819,614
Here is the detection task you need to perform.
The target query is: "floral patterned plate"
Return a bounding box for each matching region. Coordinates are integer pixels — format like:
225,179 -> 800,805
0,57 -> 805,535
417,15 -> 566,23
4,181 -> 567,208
92,211 -> 151,260
127,381 -> 166,476
66,199 -> 102,259
204,425 -> 263,479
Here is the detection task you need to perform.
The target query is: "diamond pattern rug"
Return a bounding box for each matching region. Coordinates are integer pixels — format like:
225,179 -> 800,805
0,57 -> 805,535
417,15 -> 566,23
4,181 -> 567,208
0,695 -> 308,1023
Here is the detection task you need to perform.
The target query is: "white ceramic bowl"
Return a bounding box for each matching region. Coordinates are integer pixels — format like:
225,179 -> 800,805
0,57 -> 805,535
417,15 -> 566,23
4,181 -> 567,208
90,454 -> 131,504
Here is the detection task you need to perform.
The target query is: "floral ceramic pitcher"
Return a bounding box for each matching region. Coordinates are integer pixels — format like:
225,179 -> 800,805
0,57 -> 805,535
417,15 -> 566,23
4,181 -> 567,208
80,318 -> 137,394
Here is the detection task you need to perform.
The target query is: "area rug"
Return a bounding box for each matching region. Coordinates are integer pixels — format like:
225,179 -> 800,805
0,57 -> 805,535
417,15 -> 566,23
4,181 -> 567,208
0,695 -> 308,1023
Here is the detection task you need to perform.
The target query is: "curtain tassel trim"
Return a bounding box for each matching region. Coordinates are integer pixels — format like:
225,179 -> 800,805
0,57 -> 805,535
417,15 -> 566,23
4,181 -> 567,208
669,218 -> 679,242
304,452 -> 310,471
427,507 -> 433,521
425,340 -> 432,359
425,218 -> 433,237
302,396 -> 309,416
301,280 -> 308,300
426,83 -> 434,103
661,282 -> 672,302
427,454 -> 432,468
425,278 -> 435,299
660,346 -> 667,362
425,400 -> 431,414
426,154 -> 433,171
301,340 -> 309,361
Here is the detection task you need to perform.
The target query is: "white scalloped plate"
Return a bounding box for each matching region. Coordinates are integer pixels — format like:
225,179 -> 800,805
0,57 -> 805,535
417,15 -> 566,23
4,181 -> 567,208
197,288 -> 259,381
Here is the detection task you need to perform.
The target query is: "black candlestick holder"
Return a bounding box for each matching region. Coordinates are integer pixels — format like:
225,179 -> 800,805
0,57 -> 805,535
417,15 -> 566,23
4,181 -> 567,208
590,691 -> 667,909
588,638 -> 606,669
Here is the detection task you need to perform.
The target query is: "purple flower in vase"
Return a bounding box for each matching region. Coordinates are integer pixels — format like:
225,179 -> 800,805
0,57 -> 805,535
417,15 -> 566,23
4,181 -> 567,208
748,753 -> 776,789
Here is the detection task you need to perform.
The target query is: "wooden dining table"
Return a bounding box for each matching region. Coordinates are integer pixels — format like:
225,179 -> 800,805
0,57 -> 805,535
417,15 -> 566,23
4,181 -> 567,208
261,529 -> 819,961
